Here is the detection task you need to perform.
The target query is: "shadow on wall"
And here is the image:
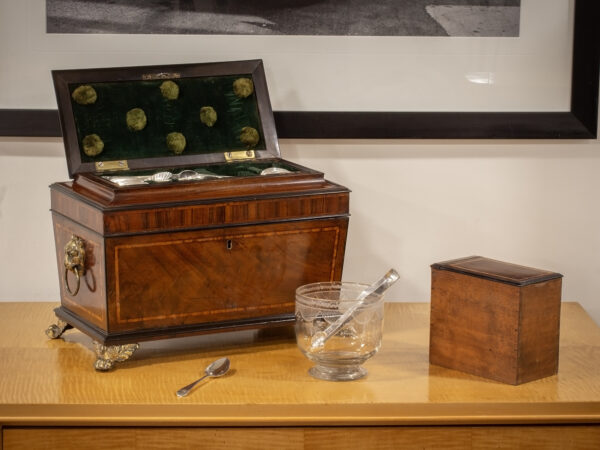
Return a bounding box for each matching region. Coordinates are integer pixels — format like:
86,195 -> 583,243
0,186 -> 5,219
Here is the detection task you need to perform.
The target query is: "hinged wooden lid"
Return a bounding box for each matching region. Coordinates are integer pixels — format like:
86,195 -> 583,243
431,256 -> 562,286
52,60 -> 280,178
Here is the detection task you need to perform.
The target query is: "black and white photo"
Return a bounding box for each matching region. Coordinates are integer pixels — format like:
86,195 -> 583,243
47,0 -> 521,37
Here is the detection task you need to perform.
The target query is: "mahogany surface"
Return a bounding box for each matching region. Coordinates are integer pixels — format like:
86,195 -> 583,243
105,218 -> 347,333
48,59 -> 350,350
51,173 -> 350,345
51,180 -> 349,236
430,258 -> 562,385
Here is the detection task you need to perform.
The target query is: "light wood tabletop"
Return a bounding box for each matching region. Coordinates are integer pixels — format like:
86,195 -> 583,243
1,302 -> 599,449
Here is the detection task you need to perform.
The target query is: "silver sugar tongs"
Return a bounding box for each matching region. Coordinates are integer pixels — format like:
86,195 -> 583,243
309,268 -> 399,351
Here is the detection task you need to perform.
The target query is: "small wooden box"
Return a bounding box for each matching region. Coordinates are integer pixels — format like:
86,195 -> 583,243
429,256 -> 562,385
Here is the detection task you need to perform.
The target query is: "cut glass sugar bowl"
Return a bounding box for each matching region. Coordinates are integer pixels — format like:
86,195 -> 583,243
295,281 -> 385,381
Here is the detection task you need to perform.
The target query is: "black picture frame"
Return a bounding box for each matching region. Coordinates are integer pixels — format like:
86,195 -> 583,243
1,0 -> 597,139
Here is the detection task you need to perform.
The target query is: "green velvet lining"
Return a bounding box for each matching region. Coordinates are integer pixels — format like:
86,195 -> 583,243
104,161 -> 296,180
70,74 -> 265,163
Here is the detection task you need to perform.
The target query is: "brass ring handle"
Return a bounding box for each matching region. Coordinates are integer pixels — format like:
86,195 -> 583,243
63,235 -> 86,297
64,265 -> 81,296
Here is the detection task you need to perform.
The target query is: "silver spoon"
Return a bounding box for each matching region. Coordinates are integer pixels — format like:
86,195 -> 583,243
149,170 -> 231,183
176,357 -> 230,397
103,172 -> 173,186
260,167 -> 291,175
105,171 -> 230,186
309,269 -> 400,351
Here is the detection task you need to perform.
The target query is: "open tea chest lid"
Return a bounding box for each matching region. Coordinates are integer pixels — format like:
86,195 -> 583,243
52,60 -> 280,178
431,256 -> 563,287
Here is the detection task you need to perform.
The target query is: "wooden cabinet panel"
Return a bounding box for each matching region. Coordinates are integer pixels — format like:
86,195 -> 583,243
3,428 -> 304,450
50,170 -> 349,347
4,426 -> 600,450
105,218 -> 347,331
52,214 -> 107,330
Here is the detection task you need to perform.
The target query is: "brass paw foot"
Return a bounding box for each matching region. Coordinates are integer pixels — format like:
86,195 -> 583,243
93,341 -> 139,371
45,318 -> 73,339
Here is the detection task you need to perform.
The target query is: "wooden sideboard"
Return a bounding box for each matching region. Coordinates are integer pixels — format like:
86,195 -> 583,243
1,302 -> 599,449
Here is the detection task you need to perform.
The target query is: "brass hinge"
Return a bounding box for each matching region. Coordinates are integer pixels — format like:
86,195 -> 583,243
95,160 -> 129,172
224,150 -> 255,161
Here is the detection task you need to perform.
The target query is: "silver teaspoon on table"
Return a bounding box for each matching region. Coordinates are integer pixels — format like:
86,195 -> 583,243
176,357 -> 231,397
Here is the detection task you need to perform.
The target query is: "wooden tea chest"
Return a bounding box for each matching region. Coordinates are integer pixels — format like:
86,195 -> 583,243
429,256 -> 562,385
47,60 -> 349,370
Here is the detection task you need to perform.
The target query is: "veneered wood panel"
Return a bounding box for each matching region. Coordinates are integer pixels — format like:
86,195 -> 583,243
306,426 -> 600,449
102,192 -> 349,235
4,426 -> 600,450
51,186 -> 104,234
430,269 -> 521,384
3,427 -> 304,450
518,279 -> 562,384
50,171 -> 349,340
52,214 -> 107,330
430,263 -> 562,385
105,218 -> 347,332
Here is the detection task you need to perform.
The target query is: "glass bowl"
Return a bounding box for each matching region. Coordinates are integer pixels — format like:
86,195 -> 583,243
295,281 -> 384,381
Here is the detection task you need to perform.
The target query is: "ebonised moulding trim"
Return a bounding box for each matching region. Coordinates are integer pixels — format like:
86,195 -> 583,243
54,306 -> 295,346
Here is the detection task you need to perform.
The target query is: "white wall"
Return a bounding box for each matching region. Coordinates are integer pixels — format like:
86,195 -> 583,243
1,0 -> 598,324
1,137 -> 599,325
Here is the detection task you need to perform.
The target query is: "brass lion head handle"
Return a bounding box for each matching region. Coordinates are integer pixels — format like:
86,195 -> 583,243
63,235 -> 86,296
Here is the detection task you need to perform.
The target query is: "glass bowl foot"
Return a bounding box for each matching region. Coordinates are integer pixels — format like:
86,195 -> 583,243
309,365 -> 367,381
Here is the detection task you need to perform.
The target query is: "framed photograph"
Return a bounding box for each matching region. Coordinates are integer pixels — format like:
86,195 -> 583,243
0,0 -> 597,139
